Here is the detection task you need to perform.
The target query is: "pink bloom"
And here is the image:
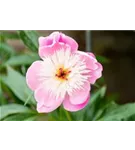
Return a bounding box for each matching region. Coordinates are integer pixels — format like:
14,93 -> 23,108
26,32 -> 103,113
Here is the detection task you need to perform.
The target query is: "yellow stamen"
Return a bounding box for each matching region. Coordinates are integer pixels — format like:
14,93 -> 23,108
55,67 -> 71,81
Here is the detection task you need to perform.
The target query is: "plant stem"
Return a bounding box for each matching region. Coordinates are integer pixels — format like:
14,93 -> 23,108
65,110 -> 72,121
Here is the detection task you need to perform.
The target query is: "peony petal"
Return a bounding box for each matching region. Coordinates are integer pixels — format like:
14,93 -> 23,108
39,42 -> 70,59
69,81 -> 90,105
38,32 -> 78,59
59,33 -> 78,51
50,32 -> 61,42
76,51 -> 98,70
39,37 -> 54,47
76,51 -> 103,84
39,32 -> 60,47
26,61 -> 43,91
63,93 -> 90,112
89,62 -> 103,84
86,52 -> 96,58
37,100 -> 62,113
34,85 -> 64,107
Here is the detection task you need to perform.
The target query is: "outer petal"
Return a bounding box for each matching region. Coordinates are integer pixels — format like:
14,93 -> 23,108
37,100 -> 62,113
34,85 -> 64,107
76,51 -> 98,70
38,32 -> 60,47
38,32 -> 78,59
50,31 -> 78,52
76,51 -> 103,84
89,62 -> 103,84
39,37 -> 54,47
86,52 -> 96,58
63,94 -> 90,112
69,81 -> 90,105
59,33 -> 78,51
39,42 -> 70,59
50,31 -> 61,42
26,61 -> 43,91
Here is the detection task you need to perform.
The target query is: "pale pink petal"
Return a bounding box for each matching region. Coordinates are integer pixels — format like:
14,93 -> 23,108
37,100 -> 62,113
63,94 -> 90,112
35,85 -> 63,113
26,61 -> 43,91
38,32 -> 62,59
39,37 -> 54,47
76,51 -> 98,70
89,62 -> 103,84
48,32 -> 78,51
59,33 -> 78,51
69,81 -> 90,105
34,85 -> 64,107
50,32 -> 61,42
87,52 -> 96,58
39,32 -> 61,47
39,42 -> 70,59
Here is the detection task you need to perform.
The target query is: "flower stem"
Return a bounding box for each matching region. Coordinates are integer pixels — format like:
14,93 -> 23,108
65,110 -> 72,121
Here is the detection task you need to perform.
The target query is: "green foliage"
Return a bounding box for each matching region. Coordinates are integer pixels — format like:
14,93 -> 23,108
0,43 -> 15,55
3,53 -> 40,67
18,31 -> 39,51
3,114 -> 36,121
4,32 -> 19,40
99,103 -> 135,121
0,104 -> 36,120
0,81 -> 7,105
0,31 -> 135,121
1,66 -> 36,105
96,55 -> 110,64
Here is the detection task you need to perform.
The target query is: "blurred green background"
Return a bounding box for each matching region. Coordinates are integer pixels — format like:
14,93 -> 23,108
0,30 -> 135,121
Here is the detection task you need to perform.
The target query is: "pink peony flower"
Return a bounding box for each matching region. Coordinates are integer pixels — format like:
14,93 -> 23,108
26,32 -> 103,113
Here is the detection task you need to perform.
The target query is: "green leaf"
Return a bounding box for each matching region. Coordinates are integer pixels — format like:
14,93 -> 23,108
126,114 -> 135,121
1,66 -> 36,105
0,43 -> 15,55
0,31 -> 19,40
0,104 -> 36,120
0,80 -> 7,105
24,115 -> 38,121
93,101 -> 118,121
0,43 -> 15,64
18,31 -> 39,51
3,53 -> 39,66
96,55 -> 110,64
3,113 -> 35,121
99,103 -> 135,121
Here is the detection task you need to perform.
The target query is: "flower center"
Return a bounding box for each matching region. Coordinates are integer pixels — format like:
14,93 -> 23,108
55,67 -> 71,81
